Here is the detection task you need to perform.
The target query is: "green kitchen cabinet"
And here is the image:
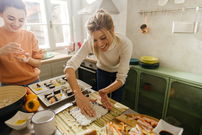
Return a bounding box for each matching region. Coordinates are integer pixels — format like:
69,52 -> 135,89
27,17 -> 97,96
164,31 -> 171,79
165,79 -> 202,135
122,68 -> 138,110
137,72 -> 169,119
121,65 -> 202,135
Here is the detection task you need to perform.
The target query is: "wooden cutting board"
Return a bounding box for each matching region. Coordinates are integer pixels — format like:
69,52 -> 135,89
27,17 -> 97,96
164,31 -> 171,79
116,113 -> 159,127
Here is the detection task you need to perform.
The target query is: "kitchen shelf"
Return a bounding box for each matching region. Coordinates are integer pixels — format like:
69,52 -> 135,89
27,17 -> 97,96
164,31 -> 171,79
137,6 -> 202,14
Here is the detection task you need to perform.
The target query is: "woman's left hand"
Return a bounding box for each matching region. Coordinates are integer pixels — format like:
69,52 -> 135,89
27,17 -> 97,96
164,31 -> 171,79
99,90 -> 113,110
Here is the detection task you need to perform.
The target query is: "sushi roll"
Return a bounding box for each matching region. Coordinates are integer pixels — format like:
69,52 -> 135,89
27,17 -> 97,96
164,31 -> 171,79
67,92 -> 73,96
44,92 -> 53,99
47,96 -> 56,104
55,93 -> 62,101
49,84 -> 55,89
54,89 -> 61,95
34,83 -> 42,91
44,82 -> 52,87
61,86 -> 68,93
36,83 -> 41,87
62,77 -> 67,81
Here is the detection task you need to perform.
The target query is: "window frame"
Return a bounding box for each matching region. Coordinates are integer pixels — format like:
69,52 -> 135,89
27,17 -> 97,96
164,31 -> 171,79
24,0 -> 74,51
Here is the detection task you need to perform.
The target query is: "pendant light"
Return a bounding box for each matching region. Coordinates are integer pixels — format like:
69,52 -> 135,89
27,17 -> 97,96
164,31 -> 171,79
78,0 -> 120,15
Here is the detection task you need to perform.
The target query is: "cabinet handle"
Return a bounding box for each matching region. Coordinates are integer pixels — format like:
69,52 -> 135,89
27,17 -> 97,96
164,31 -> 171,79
79,66 -> 96,74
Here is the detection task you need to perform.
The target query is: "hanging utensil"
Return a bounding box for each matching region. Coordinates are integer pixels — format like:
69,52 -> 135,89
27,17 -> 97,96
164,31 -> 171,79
194,6 -> 200,34
140,12 -> 150,34
194,6 -> 202,41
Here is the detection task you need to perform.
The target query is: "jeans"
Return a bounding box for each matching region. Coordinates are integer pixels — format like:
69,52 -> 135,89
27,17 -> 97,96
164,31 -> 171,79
96,68 -> 124,102
1,79 -> 40,87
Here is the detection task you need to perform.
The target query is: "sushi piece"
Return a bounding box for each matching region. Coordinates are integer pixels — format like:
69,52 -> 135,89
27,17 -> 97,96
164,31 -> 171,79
62,77 -> 67,81
54,89 -> 61,95
44,92 -> 53,99
47,96 -> 56,104
44,82 -> 52,87
55,93 -> 62,101
67,92 -> 73,96
61,86 -> 69,92
34,83 -> 42,91
49,85 -> 55,89
36,83 -> 41,87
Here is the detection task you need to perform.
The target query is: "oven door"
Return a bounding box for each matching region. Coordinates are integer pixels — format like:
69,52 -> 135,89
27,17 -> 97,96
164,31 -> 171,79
78,66 -> 97,90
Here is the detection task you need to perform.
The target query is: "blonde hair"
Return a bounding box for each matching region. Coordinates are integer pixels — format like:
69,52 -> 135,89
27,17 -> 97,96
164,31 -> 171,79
86,9 -> 115,55
86,9 -> 114,34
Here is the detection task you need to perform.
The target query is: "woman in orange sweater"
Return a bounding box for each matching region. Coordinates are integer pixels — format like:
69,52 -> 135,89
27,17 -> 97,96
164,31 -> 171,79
0,0 -> 43,87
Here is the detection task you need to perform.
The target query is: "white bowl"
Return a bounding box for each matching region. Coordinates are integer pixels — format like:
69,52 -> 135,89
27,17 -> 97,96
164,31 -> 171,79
153,119 -> 183,135
5,111 -> 33,130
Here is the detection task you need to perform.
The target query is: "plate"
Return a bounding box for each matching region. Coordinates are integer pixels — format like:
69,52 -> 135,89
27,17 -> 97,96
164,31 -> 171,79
28,75 -> 92,107
140,56 -> 159,64
28,75 -> 91,95
42,52 -> 55,60
116,113 -> 159,134
5,111 -> 33,130
38,87 -> 91,107
153,119 -> 183,135
139,62 -> 160,69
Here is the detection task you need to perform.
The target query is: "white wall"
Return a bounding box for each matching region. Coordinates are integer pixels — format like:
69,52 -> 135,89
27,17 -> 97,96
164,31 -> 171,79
78,0 -> 128,40
126,0 -> 202,74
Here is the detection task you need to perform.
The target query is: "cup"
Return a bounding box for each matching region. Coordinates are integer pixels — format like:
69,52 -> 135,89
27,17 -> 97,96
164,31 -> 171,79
31,110 -> 56,135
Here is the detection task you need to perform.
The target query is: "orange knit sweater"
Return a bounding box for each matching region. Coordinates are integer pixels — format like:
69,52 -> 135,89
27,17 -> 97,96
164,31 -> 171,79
0,27 -> 42,85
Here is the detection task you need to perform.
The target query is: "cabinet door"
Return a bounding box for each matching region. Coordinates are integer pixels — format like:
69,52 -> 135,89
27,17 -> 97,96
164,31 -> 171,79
165,79 -> 202,135
51,60 -> 67,78
137,72 -> 168,119
122,68 -> 138,110
39,63 -> 52,81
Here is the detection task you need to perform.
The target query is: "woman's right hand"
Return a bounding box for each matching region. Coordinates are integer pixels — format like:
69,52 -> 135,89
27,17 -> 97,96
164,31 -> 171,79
75,93 -> 96,117
0,42 -> 23,55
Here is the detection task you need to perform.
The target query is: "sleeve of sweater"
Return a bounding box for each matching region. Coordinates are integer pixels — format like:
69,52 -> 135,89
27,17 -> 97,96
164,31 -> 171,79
116,37 -> 133,84
31,33 -> 43,59
64,40 -> 92,71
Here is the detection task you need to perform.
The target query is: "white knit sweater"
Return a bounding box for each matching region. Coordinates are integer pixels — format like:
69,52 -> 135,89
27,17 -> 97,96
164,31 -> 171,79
65,33 -> 133,84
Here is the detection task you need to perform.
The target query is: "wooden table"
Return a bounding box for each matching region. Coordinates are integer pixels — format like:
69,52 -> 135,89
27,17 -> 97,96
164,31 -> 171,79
7,91 -> 134,135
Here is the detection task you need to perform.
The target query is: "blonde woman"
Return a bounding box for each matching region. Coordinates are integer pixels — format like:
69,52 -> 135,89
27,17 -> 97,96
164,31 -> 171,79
64,10 -> 133,117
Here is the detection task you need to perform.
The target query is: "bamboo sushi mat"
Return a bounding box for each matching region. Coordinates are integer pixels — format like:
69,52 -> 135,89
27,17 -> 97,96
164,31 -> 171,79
55,92 -> 128,135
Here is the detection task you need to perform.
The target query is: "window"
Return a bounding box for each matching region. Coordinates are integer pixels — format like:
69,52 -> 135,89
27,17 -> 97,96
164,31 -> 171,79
24,0 -> 72,50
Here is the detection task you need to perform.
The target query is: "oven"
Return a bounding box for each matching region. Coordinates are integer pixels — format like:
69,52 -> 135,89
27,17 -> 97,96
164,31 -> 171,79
78,61 -> 97,90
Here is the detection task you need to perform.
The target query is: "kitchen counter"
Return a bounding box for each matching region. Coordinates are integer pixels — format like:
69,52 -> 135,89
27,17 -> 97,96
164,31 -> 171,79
41,50 -> 97,64
4,74 -> 137,135
8,92 -> 134,135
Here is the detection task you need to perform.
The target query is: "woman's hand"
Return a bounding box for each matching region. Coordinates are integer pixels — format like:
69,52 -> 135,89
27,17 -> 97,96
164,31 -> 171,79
0,42 -> 23,55
15,52 -> 31,63
99,90 -> 113,110
75,93 -> 96,117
